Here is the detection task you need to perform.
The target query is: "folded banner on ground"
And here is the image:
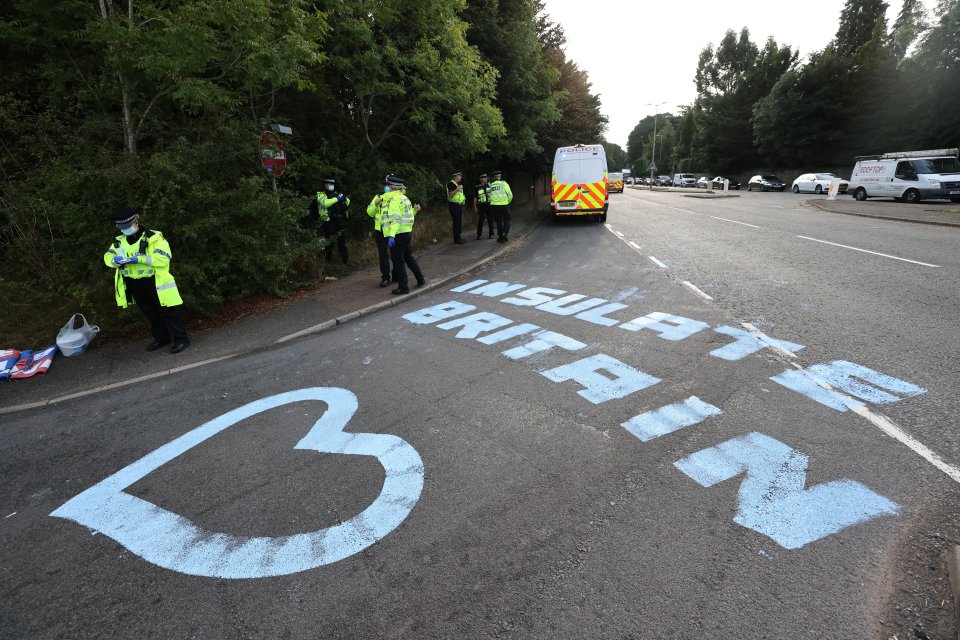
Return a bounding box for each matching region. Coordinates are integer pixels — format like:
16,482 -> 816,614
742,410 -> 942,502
0,347 -> 57,382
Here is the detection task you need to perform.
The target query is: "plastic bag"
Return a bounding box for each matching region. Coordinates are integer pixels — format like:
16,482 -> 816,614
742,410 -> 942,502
56,313 -> 100,357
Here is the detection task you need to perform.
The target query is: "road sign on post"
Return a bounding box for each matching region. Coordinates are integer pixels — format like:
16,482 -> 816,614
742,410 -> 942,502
259,131 -> 286,177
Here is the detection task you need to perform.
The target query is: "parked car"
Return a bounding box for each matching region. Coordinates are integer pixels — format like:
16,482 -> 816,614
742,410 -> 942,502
747,175 -> 786,192
711,176 -> 740,190
658,175 -> 673,186
673,173 -> 696,188
625,177 -> 634,185
696,176 -> 710,189
791,173 -> 849,194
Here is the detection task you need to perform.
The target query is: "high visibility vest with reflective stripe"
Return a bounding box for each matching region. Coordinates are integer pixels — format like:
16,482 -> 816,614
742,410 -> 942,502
447,181 -> 466,205
104,230 -> 183,308
489,180 -> 512,205
476,184 -> 491,204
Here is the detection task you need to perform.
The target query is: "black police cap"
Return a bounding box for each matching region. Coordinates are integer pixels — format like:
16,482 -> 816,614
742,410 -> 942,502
109,208 -> 139,225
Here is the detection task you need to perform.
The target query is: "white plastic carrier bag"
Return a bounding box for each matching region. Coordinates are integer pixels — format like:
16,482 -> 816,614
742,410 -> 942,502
56,313 -> 100,357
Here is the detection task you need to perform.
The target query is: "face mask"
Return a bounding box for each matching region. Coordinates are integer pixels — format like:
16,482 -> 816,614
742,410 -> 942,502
384,186 -> 391,193
121,225 -> 138,236
325,184 -> 335,191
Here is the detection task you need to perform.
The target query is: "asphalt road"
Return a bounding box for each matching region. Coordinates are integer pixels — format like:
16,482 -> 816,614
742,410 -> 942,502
3,189 -> 959,639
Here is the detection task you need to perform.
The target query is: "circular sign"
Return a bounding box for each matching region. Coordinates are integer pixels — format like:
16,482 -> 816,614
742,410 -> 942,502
259,131 -> 286,176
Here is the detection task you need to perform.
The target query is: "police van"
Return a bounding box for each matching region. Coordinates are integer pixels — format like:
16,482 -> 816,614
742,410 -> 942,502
609,172 -> 624,193
551,144 -> 609,222
848,148 -> 960,204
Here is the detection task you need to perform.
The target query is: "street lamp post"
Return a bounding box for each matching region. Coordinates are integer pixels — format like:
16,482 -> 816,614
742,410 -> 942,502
647,102 -> 664,190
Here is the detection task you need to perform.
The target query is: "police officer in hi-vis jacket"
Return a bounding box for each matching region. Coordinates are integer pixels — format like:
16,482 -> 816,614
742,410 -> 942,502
104,208 -> 190,354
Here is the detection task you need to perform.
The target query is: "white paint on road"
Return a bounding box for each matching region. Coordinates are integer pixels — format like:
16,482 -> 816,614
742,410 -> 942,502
621,396 -> 722,442
797,235 -> 941,268
674,432 -> 899,549
681,281 -> 714,301
50,387 -> 425,578
710,216 -> 761,229
648,256 -> 668,269
613,230 -> 624,238
628,241 -> 641,250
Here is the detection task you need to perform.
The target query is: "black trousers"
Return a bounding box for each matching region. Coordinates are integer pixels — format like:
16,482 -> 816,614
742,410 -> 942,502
124,276 -> 188,344
390,232 -> 424,291
322,216 -> 349,264
448,202 -> 463,241
491,205 -> 511,238
373,229 -> 391,279
476,203 -> 494,238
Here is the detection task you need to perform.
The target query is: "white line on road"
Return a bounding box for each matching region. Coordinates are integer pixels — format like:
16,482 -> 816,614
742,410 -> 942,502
672,207 -> 697,214
628,241 -> 641,250
741,322 -> 798,359
710,216 -> 761,229
797,235 -> 941,268
614,230 -> 624,238
681,281 -> 714,301
787,363 -> 960,484
771,205 -> 785,209
649,256 -> 668,268
604,223 -> 613,230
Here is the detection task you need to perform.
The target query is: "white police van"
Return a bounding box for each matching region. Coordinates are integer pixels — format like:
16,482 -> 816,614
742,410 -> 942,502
848,148 -> 960,204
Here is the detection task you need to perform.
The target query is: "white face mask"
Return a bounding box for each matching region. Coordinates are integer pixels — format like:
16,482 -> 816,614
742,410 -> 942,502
121,224 -> 139,236
325,184 -> 335,191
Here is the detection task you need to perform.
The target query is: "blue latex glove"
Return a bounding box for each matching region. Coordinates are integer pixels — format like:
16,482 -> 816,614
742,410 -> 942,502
112,255 -> 135,266
337,194 -> 346,204
387,237 -> 395,248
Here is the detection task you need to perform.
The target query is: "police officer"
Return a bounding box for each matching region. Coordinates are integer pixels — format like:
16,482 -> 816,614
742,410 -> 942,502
447,170 -> 466,244
382,175 -> 426,295
366,184 -> 394,287
474,172 -> 494,240
489,170 -> 513,242
104,208 -> 190,354
311,178 -> 350,264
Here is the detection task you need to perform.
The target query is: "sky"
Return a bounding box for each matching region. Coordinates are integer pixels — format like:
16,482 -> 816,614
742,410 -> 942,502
541,0 -> 935,149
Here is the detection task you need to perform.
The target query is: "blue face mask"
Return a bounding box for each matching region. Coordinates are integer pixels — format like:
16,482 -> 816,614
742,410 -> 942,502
325,184 -> 335,191
383,186 -> 391,193
121,225 -> 138,236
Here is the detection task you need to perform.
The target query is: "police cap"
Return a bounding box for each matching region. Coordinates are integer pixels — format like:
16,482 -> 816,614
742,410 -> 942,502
491,170 -> 502,178
478,173 -> 488,178
385,174 -> 405,186
109,208 -> 139,226
451,170 -> 462,178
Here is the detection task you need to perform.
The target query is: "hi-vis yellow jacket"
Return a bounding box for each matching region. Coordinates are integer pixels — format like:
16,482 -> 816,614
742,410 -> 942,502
103,230 -> 183,308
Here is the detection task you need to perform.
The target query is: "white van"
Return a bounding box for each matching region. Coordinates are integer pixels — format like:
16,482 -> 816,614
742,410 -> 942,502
848,148 -> 960,204
551,144 -> 609,222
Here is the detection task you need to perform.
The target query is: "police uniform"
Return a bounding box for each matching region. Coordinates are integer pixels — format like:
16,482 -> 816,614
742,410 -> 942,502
312,178 -> 350,264
103,208 -> 189,354
366,187 -> 394,287
447,171 -> 466,244
475,173 -> 494,240
489,171 -> 513,242
381,175 -> 425,295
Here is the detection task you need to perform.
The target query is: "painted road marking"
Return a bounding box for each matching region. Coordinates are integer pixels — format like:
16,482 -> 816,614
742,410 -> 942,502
681,281 -> 714,301
648,256 -> 668,269
710,216 -> 761,229
672,207 -> 697,214
614,230 -> 625,238
797,235 -> 941,268
628,241 -> 641,250
674,432 -> 899,549
740,323 -> 801,360
711,325 -> 804,362
604,223 -> 613,230
621,396 -> 722,442
50,387 -> 424,579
